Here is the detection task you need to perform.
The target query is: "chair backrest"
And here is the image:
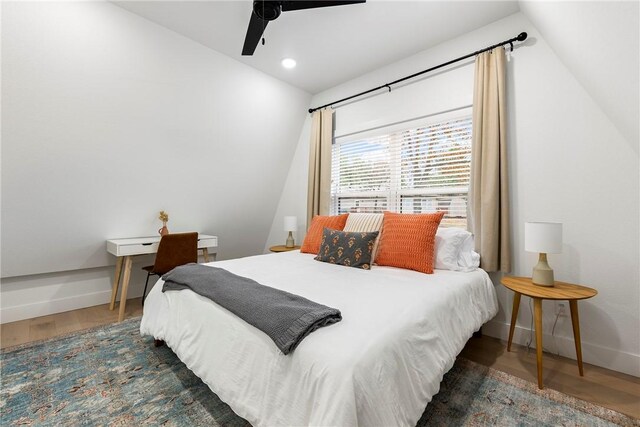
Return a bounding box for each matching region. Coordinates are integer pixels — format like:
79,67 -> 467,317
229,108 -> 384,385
153,232 -> 198,275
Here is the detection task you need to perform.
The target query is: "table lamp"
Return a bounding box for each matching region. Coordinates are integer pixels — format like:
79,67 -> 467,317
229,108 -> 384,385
525,222 -> 563,286
284,216 -> 297,248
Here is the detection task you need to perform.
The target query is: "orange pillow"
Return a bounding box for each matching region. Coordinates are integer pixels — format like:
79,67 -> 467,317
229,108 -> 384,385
300,214 -> 349,254
375,211 -> 445,274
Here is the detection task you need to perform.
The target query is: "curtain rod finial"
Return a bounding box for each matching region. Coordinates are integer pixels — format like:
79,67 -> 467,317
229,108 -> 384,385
308,108 -> 314,114
517,32 -> 527,41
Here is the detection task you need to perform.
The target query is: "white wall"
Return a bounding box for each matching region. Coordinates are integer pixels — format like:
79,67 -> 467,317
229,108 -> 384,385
520,0 -> 639,154
267,11 -> 640,376
264,116 -> 313,251
1,1 -> 310,322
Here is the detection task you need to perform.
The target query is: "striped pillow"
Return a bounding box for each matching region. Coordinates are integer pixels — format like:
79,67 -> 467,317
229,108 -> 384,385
375,211 -> 445,274
343,213 -> 384,262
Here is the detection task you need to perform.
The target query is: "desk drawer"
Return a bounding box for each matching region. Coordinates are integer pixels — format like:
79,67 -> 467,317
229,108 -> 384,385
107,235 -> 218,257
198,236 -> 218,249
116,242 -> 159,257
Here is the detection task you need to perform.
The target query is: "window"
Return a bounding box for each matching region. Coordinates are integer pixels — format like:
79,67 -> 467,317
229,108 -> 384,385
331,112 -> 472,227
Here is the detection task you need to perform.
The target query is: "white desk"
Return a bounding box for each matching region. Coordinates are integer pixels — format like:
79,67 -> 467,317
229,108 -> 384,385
106,234 -> 218,322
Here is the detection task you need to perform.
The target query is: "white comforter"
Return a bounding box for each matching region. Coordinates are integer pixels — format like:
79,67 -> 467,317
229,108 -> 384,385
140,251 -> 498,426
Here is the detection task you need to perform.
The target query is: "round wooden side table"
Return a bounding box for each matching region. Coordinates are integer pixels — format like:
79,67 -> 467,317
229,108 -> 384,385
501,276 -> 597,389
269,245 -> 301,253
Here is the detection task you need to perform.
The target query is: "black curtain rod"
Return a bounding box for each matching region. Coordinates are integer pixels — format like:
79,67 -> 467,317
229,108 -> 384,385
308,32 -> 528,114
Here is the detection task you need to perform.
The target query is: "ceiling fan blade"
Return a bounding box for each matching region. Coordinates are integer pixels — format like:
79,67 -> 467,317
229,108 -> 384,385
281,1 -> 365,12
242,12 -> 268,56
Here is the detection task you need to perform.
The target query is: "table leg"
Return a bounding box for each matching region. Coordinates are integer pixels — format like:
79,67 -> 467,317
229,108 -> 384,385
569,300 -> 584,376
202,248 -> 210,263
109,257 -> 124,311
533,297 -> 544,389
507,292 -> 521,352
117,256 -> 133,322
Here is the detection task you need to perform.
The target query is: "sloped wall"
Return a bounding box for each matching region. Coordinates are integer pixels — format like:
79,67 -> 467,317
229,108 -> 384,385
267,11 -> 639,376
1,1 -> 310,321
520,0 -> 639,153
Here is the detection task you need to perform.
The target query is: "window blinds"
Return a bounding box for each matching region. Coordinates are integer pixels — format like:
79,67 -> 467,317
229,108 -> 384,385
331,113 -> 472,227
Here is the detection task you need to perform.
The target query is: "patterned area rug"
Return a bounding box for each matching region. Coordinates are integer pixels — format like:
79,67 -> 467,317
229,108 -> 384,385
1,318 -> 637,426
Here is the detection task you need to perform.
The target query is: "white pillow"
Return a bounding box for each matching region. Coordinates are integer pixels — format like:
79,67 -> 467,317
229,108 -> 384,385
435,227 -> 480,272
458,232 -> 480,271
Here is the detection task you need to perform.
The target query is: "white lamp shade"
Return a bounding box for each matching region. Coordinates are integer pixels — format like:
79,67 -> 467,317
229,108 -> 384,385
525,222 -> 563,254
283,216 -> 297,232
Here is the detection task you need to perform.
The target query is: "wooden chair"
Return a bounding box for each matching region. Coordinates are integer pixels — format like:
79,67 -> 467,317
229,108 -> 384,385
142,232 -> 198,305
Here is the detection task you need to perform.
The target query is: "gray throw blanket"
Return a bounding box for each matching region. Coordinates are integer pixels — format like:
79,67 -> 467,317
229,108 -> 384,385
162,264 -> 342,355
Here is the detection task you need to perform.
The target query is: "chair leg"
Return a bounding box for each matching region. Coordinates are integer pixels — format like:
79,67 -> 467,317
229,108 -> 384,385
142,272 -> 152,306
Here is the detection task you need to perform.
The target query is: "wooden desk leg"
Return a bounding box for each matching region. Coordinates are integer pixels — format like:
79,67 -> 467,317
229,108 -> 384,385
109,257 -> 124,311
569,300 -> 584,376
117,256 -> 133,322
507,292 -> 521,352
533,297 -> 544,389
202,248 -> 210,263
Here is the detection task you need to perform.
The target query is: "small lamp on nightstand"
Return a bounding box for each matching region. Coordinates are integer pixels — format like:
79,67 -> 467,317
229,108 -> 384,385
525,222 -> 563,286
284,216 -> 297,248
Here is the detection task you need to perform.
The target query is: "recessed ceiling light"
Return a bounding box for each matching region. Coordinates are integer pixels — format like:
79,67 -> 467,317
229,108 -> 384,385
281,58 -> 297,69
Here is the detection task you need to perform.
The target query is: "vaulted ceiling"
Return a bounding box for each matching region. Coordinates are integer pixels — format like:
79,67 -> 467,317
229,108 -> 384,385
113,1 -> 520,94
520,1 -> 639,152
113,1 -> 638,149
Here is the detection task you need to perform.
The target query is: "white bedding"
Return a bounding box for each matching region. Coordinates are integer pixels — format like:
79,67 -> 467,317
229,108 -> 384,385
140,251 -> 498,426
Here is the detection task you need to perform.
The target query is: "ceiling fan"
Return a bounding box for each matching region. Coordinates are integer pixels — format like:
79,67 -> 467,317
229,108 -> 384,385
242,1 -> 366,56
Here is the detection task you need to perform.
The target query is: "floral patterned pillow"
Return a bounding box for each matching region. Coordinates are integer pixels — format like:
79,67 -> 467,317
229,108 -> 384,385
314,228 -> 380,270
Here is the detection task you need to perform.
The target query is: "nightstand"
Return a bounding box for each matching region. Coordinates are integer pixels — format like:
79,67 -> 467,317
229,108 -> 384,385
501,276 -> 597,389
269,245 -> 301,253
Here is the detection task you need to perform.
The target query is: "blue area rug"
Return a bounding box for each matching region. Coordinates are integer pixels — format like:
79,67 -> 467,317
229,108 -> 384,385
1,318 -> 636,426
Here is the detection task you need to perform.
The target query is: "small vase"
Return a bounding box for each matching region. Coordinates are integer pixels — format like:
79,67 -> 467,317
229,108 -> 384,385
158,223 -> 169,236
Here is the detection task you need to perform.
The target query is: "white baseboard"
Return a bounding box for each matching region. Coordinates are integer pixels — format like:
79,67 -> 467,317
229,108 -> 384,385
0,290 -> 115,324
483,319 -> 640,378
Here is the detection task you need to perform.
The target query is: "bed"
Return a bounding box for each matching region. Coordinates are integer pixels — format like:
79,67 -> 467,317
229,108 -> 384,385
140,250 -> 498,426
